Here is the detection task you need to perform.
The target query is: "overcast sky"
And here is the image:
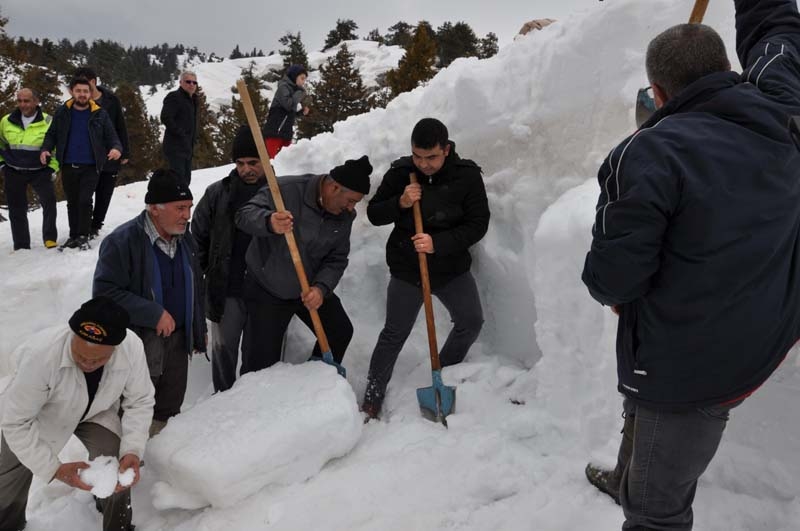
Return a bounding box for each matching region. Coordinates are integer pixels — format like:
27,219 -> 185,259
2,0 -> 595,57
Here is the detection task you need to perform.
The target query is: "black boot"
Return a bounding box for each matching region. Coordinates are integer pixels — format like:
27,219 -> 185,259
585,463 -> 621,505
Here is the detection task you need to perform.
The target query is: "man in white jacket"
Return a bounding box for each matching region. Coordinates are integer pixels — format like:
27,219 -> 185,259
0,296 -> 154,531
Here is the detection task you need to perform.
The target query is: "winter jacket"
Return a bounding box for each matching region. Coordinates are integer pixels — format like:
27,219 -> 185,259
41,99 -> 122,174
263,76 -> 305,140
95,85 -> 130,173
367,142 -> 490,289
582,0 -> 800,411
192,169 -> 264,321
160,87 -> 197,159
93,211 -> 207,354
0,326 -> 154,481
0,107 -> 59,172
235,174 -> 354,300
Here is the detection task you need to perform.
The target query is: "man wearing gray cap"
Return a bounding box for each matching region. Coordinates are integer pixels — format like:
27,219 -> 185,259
235,156 -> 371,373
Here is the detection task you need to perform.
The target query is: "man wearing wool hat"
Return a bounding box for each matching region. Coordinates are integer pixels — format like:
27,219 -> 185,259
93,168 -> 207,436
235,154 -> 371,372
192,125 -> 267,392
0,296 -> 154,531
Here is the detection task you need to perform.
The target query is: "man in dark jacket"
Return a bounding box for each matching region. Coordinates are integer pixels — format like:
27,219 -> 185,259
262,64 -> 309,159
192,126 -> 266,392
581,1 -> 800,529
0,88 -> 60,250
93,169 -> 207,436
74,67 -> 130,238
362,118 -> 490,419
235,156 -> 371,373
160,71 -> 198,185
40,77 -> 122,250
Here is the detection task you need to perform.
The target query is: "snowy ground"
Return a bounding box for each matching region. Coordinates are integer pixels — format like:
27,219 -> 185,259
1,1 -> 799,529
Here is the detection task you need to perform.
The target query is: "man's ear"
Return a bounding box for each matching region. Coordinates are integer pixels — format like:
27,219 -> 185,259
442,143 -> 451,157
651,83 -> 669,109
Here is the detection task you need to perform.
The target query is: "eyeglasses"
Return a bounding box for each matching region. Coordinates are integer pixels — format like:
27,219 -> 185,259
182,80 -> 198,85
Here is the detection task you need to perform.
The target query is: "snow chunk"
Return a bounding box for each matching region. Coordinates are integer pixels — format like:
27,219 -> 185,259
79,456 -> 121,499
146,362 -> 362,509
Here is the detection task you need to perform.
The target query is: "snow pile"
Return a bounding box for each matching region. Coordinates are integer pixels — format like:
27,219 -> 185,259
78,456 -> 134,498
146,363 -> 362,509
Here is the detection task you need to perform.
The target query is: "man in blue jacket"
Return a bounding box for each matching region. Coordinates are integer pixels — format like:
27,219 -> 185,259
582,1 -> 800,529
93,169 -> 206,436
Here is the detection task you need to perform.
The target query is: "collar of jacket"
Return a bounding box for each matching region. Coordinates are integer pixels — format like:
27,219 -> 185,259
65,98 -> 102,112
178,87 -> 197,101
59,331 -> 132,371
640,71 -> 741,128
7,107 -> 45,128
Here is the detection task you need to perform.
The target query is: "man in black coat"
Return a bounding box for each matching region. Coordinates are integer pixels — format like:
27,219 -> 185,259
192,126 -> 266,392
74,67 -> 130,238
582,1 -> 800,529
362,118 -> 490,419
160,71 -> 198,185
40,77 -> 122,250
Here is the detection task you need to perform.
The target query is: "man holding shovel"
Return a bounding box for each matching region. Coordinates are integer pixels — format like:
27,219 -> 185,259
235,156 -> 372,373
362,118 -> 490,420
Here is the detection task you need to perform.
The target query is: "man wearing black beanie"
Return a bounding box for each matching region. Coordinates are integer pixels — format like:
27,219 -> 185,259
235,154 -> 370,373
0,297 -> 154,531
93,168 -> 207,436
192,125 -> 267,391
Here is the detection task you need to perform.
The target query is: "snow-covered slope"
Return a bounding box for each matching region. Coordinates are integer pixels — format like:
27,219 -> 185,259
1,1 -> 799,530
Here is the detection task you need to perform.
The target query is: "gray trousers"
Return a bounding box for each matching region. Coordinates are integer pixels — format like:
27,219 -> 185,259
0,423 -> 132,531
617,398 -> 739,531
210,297 -> 249,392
364,272 -> 484,406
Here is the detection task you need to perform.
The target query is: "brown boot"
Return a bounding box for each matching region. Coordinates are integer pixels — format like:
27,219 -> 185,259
149,419 -> 167,438
585,463 -> 621,505
360,401 -> 382,423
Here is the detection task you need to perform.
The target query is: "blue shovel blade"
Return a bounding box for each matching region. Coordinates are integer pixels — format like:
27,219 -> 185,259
416,370 -> 456,425
310,350 -> 347,378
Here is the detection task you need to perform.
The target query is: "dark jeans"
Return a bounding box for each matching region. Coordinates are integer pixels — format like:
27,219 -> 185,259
91,170 -> 117,232
364,272 -> 484,406
242,277 -> 353,373
61,164 -> 99,239
3,167 -> 57,249
140,329 -> 189,422
0,423 -> 132,531
615,398 -> 740,531
165,153 -> 192,186
210,297 -> 250,392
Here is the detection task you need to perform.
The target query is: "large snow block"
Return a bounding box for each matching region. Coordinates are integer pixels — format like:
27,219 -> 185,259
146,362 -> 362,509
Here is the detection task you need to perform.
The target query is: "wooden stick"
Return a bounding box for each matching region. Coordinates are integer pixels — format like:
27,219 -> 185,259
689,0 -> 710,24
236,79 -> 331,354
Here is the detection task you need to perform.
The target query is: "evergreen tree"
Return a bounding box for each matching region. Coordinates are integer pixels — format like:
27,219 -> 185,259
279,32 -> 309,70
215,63 -> 271,165
230,44 -> 244,59
322,19 -> 359,51
385,21 -> 413,48
365,28 -> 385,45
479,32 -> 499,59
19,66 -> 61,114
115,83 -> 161,185
386,22 -> 437,97
436,21 -> 479,67
191,86 -> 221,170
297,43 -> 370,139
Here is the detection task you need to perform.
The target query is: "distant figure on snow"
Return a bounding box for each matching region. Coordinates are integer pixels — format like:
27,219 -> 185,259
160,71 -> 199,185
262,63 -> 309,159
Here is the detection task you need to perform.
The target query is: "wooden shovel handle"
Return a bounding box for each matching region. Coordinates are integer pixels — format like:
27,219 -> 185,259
410,173 -> 441,371
237,79 -> 331,354
689,0 -> 710,24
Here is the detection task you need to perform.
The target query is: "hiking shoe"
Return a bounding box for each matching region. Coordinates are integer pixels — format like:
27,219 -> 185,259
58,237 -> 80,251
585,463 -> 621,505
89,228 -> 100,240
360,401 -> 382,422
44,240 -> 58,249
77,236 -> 91,251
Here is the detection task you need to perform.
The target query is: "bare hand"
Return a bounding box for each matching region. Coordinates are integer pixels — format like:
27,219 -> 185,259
156,310 -> 176,337
399,183 -> 422,209
302,106 -> 310,116
53,461 -> 91,491
115,454 -> 140,493
269,211 -> 294,234
611,305 -> 620,315
40,151 -> 52,165
411,233 -> 434,254
107,149 -> 122,160
301,286 -> 324,311
122,159 -> 129,165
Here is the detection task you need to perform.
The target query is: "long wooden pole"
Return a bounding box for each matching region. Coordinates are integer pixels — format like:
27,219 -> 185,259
236,79 -> 331,355
689,0 -> 710,24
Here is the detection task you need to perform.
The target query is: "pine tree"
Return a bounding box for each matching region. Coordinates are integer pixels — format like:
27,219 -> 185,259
385,21 -> 413,49
436,21 -> 479,67
215,63 -> 271,165
386,22 -> 437,97
297,43 -> 370,139
365,29 -> 385,45
230,44 -> 244,59
479,32 -> 499,59
322,19 -> 359,51
191,86 -> 222,170
115,83 -> 161,185
279,32 -> 309,70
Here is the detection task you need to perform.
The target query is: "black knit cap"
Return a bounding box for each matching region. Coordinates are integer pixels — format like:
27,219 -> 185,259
231,125 -> 260,162
145,169 -> 193,204
328,155 -> 372,194
69,296 -> 130,346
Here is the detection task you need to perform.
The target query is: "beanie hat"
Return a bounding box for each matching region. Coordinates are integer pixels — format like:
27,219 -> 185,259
69,296 -> 130,346
231,125 -> 260,161
286,64 -> 308,83
145,169 -> 193,204
328,155 -> 372,194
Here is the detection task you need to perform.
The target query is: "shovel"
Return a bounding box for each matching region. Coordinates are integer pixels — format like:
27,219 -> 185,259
409,172 -> 456,427
236,79 -> 346,378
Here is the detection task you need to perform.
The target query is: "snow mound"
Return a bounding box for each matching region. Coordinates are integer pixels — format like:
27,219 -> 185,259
146,362 -> 362,509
